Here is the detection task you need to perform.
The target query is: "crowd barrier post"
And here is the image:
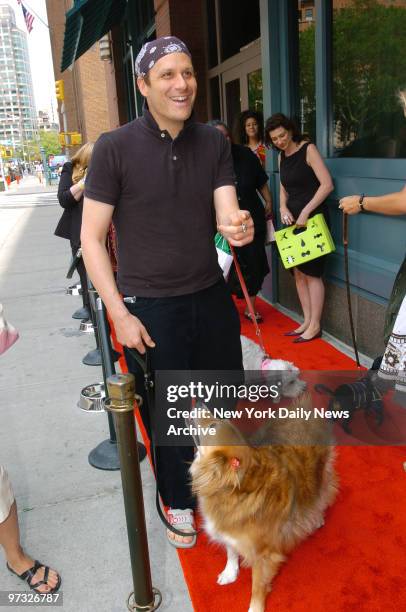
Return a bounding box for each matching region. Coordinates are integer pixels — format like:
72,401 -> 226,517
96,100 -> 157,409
106,373 -> 162,611
87,295 -> 146,469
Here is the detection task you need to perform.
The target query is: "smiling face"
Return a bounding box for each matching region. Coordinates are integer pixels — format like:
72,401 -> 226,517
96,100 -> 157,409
268,126 -> 293,151
137,52 -> 197,136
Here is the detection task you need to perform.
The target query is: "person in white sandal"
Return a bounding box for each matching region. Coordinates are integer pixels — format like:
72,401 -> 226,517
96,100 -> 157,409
81,37 -> 254,547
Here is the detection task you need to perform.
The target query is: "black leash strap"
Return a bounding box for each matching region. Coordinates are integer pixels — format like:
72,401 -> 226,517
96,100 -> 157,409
126,348 -> 199,537
343,214 -> 361,368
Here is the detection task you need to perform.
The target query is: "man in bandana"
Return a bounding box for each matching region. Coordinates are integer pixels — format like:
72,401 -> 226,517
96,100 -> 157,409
82,37 -> 254,547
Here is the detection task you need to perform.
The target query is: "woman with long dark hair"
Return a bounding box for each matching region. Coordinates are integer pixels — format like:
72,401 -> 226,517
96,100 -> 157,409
265,113 -> 333,342
236,110 -> 266,167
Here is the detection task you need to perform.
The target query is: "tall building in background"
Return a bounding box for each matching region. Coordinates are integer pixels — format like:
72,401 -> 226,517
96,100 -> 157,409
0,4 -> 38,150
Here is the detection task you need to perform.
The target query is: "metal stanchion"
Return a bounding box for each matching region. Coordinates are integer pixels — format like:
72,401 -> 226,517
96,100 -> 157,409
82,281 -> 102,365
87,295 -> 146,469
106,373 -> 162,612
82,279 -> 120,366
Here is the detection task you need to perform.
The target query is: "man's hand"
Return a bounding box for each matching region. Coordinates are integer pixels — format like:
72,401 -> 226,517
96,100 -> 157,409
338,195 -> 361,215
113,311 -> 155,355
217,210 -> 254,246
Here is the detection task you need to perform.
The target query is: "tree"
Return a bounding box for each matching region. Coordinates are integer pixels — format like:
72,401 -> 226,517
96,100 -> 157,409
25,131 -> 62,161
299,0 -> 406,156
333,0 -> 406,152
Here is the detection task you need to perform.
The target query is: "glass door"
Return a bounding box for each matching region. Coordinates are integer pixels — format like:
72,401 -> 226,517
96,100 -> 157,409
221,55 -> 262,129
222,66 -> 242,131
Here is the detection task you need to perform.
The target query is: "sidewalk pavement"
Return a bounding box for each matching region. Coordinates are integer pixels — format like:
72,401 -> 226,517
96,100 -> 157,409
0,191 -> 193,611
3,175 -> 58,195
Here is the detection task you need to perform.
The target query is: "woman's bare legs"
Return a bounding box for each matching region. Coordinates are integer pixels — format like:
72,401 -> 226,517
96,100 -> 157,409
292,268 -> 312,333
299,275 -> 324,340
0,501 -> 59,592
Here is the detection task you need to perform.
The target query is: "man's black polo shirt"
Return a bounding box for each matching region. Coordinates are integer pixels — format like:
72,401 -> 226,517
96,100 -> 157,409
85,109 -> 235,297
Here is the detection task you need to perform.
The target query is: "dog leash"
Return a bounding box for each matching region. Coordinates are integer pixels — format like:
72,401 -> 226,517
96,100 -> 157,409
342,214 -> 361,368
126,347 -> 199,537
230,244 -> 269,358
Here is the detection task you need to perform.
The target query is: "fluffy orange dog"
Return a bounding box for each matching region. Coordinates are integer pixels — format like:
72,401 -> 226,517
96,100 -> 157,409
190,394 -> 337,612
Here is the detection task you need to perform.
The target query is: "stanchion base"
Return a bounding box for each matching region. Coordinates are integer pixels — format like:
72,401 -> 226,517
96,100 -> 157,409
72,305 -> 90,320
82,349 -> 121,366
82,348 -> 102,366
127,587 -> 162,611
88,439 -> 120,470
88,440 -> 147,470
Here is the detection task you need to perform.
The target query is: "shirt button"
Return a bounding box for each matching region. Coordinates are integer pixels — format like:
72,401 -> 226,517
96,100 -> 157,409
173,155 -> 177,161
161,132 -> 165,138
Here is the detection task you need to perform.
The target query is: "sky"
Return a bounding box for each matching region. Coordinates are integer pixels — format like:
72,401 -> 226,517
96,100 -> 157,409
4,0 -> 57,121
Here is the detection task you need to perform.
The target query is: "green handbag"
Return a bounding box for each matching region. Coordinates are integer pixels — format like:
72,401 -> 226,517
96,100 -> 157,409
275,213 -> 335,269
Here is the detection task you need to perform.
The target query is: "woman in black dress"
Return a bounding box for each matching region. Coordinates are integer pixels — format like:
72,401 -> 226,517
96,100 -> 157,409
55,142 -> 94,319
265,114 -> 334,342
209,120 -> 272,321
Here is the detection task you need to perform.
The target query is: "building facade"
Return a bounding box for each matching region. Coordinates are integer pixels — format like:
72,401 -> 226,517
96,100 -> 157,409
38,109 -> 58,132
45,0 -> 121,153
0,4 -> 37,150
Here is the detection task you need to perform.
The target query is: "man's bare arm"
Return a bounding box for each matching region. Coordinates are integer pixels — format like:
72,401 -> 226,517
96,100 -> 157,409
214,185 -> 254,246
339,185 -> 406,215
81,198 -> 155,353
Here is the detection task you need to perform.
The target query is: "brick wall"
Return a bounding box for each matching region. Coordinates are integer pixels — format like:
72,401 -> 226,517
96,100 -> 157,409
46,0 -> 81,139
76,45 -> 116,142
45,0 -> 120,155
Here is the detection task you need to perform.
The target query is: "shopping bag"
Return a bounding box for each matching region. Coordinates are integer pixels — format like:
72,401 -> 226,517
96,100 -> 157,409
275,213 -> 335,269
215,233 -> 233,279
0,304 -> 19,356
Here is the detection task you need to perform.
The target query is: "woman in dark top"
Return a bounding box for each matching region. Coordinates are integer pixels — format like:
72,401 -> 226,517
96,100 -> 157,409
55,142 -> 94,317
209,120 -> 272,321
235,110 -> 266,168
265,114 -> 334,342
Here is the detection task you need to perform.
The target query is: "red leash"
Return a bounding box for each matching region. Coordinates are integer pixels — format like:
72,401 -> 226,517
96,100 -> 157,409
230,245 -> 269,358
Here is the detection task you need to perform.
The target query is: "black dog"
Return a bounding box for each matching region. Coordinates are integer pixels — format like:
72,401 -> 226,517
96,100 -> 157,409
315,377 -> 384,433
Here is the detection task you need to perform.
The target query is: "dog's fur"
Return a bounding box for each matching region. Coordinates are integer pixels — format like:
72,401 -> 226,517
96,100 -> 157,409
241,335 -> 306,399
190,393 -> 337,612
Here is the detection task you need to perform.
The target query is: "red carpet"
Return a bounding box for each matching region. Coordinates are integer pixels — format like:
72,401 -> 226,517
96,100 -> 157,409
113,297 -> 406,611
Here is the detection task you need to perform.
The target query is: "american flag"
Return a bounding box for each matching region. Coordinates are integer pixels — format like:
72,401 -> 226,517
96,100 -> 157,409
17,0 -> 35,34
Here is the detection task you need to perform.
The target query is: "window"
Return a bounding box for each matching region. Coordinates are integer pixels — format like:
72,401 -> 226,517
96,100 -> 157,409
332,0 -> 406,158
206,0 -> 218,68
298,0 -> 316,140
219,0 -> 260,62
305,9 -> 313,22
247,69 -> 263,114
209,76 -> 221,119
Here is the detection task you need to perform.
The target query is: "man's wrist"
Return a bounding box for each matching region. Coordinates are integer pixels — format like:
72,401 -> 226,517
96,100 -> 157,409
110,301 -> 131,323
358,193 -> 366,212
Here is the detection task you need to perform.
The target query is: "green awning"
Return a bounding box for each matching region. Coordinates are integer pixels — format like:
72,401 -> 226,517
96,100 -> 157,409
61,0 -> 127,72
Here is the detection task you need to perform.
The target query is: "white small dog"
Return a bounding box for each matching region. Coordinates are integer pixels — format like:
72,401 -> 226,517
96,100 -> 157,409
241,335 -> 306,399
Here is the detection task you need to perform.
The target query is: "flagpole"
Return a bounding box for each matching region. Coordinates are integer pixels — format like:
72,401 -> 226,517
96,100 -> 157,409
21,2 -> 49,29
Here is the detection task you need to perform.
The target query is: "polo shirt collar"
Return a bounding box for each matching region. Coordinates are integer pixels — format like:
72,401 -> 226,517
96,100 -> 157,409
141,101 -> 196,140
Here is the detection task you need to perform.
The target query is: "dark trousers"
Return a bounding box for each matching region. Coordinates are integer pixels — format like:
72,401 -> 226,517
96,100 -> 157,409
71,243 -> 89,309
123,279 -> 242,509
